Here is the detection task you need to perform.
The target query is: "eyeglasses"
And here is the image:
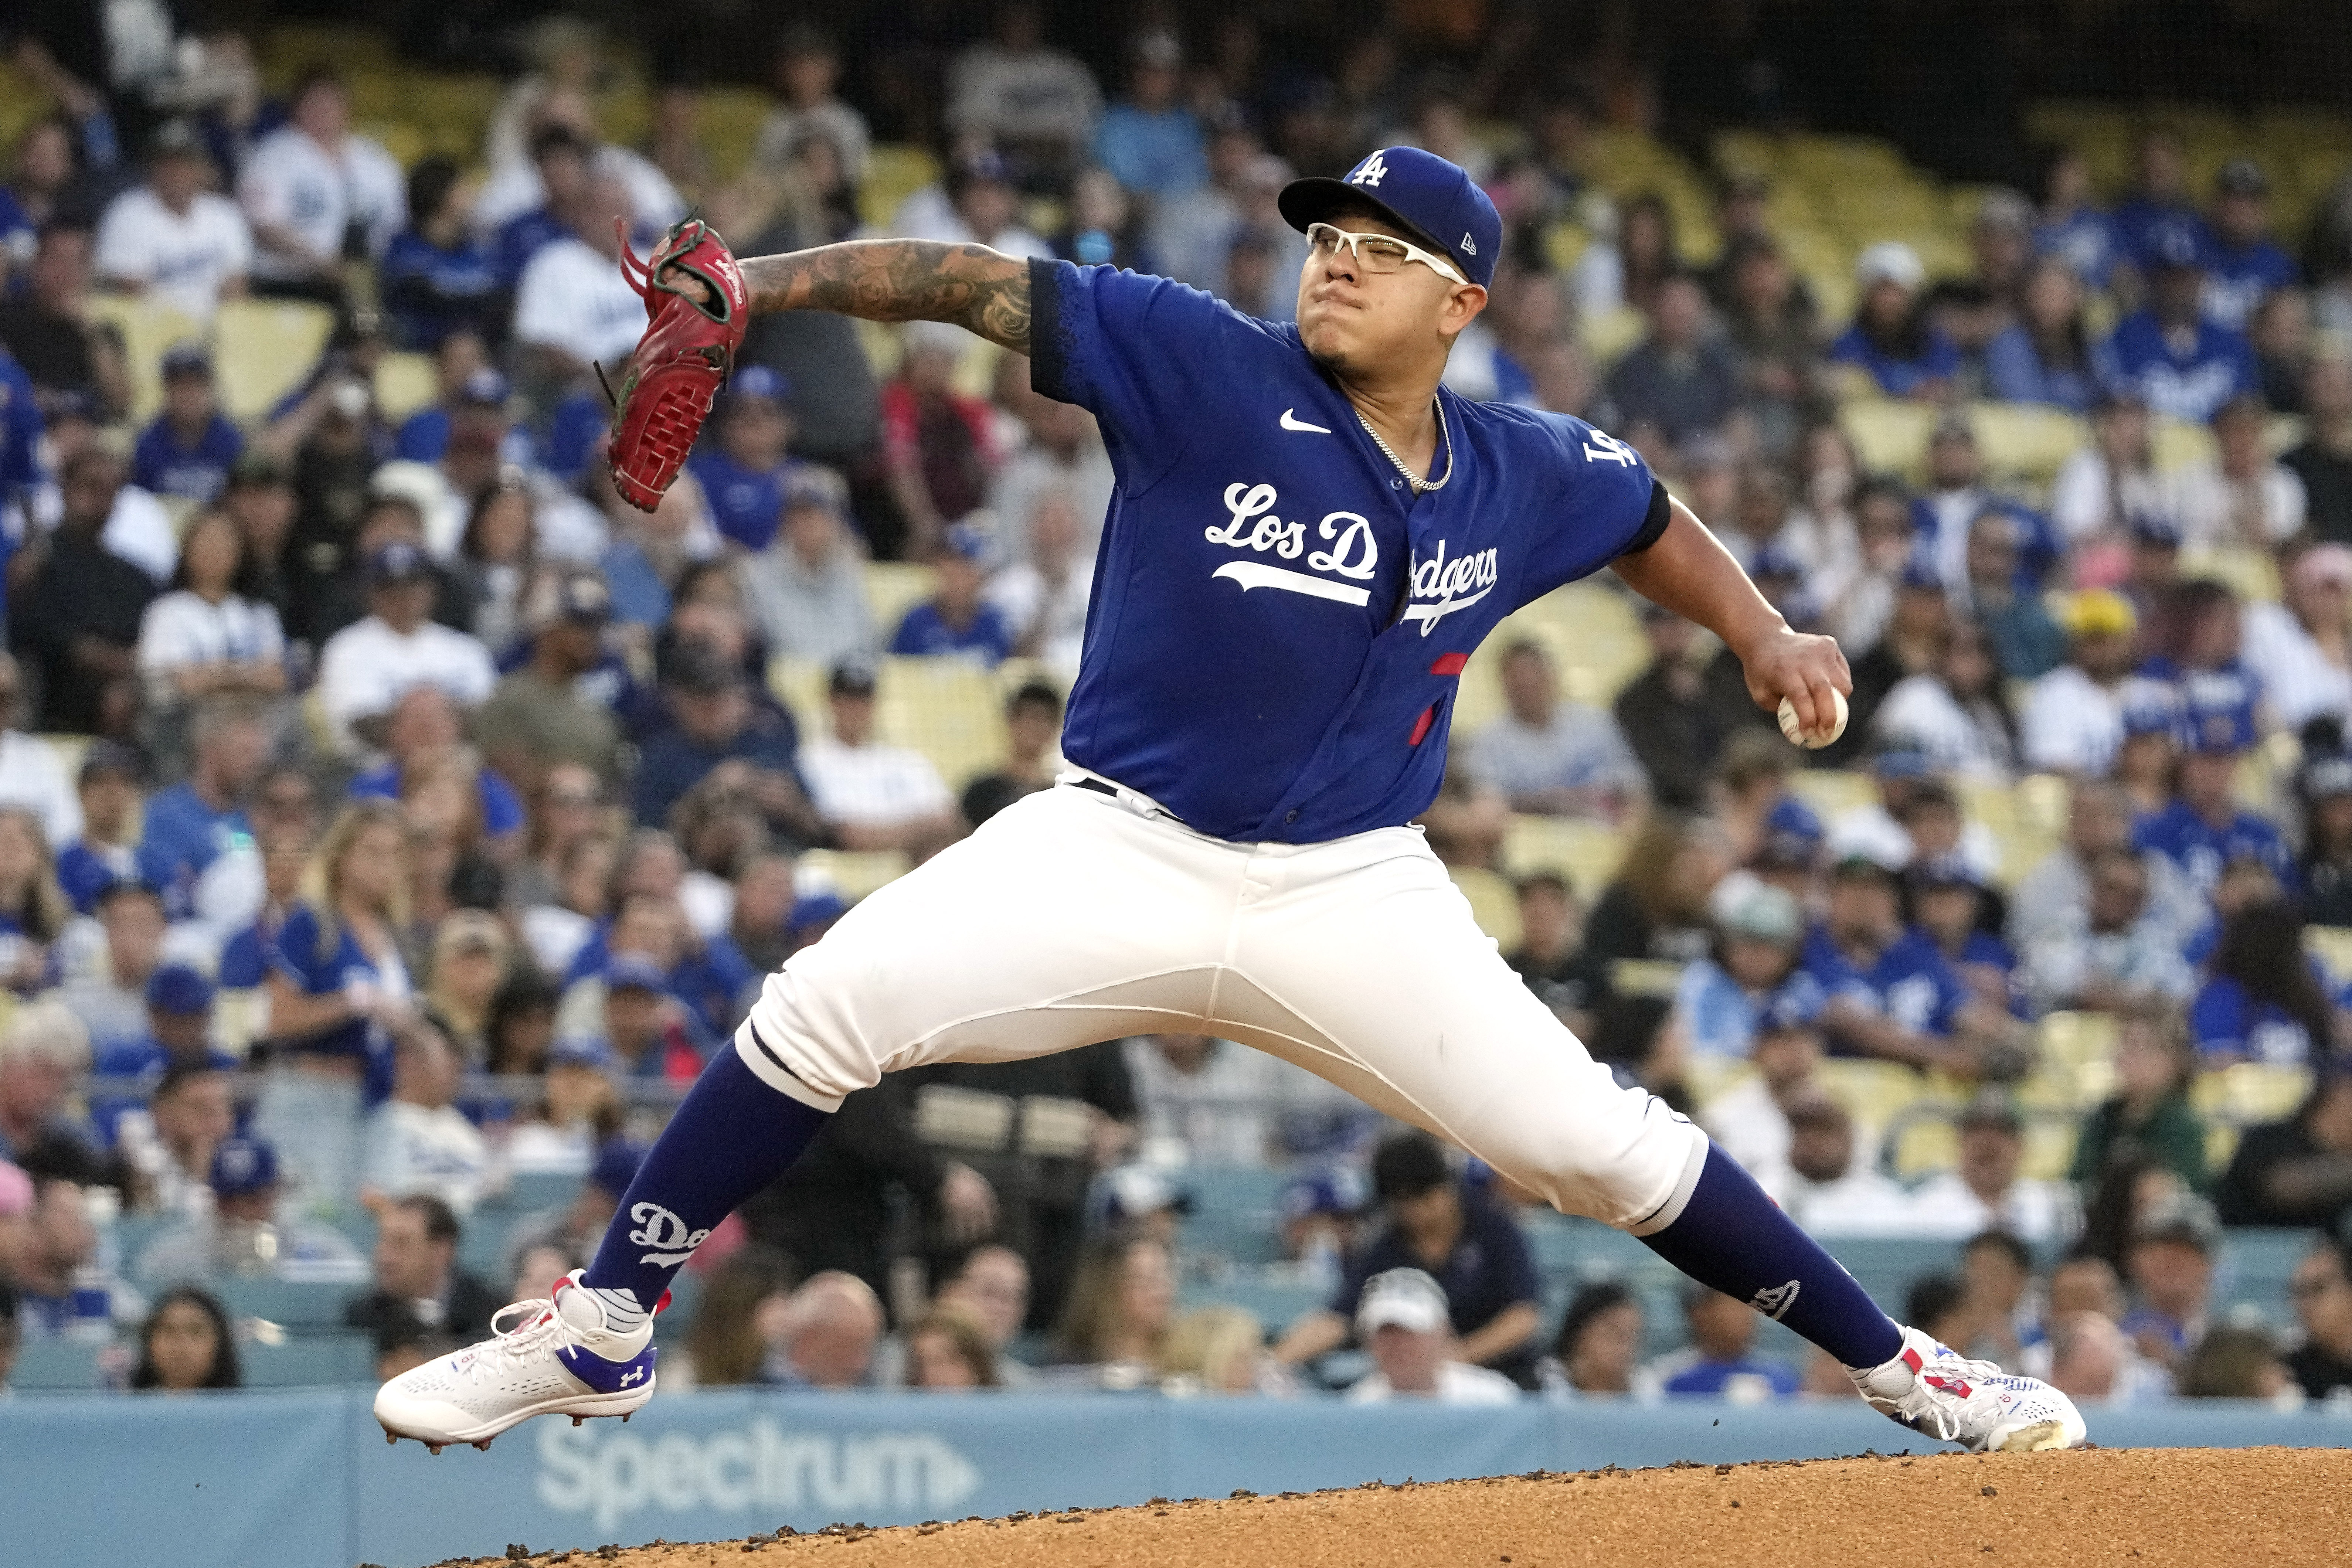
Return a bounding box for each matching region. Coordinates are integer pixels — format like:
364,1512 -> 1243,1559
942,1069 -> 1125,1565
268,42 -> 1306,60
1305,222 -> 1468,286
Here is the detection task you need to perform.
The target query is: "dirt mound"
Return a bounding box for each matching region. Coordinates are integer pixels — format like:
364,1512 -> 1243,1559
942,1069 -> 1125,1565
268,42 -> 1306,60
446,1446 -> 2346,1568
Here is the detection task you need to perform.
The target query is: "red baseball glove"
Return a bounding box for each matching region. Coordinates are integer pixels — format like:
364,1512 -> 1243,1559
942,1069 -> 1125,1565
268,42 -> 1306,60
604,217 -> 751,512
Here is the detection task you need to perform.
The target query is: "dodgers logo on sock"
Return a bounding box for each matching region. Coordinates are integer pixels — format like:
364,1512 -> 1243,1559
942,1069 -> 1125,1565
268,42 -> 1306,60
1749,1280 -> 1801,1321
628,1202 -> 713,1266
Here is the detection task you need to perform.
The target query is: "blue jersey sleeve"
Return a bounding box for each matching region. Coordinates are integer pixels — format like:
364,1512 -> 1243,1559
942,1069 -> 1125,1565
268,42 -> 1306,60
1510,414 -> 1668,607
1029,259 -> 1262,496
479,770 -> 526,838
2188,976 -> 2245,1057
265,905 -> 339,994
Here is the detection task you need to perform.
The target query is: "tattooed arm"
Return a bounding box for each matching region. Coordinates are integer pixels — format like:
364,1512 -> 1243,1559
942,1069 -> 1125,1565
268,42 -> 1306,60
735,240 -> 1033,355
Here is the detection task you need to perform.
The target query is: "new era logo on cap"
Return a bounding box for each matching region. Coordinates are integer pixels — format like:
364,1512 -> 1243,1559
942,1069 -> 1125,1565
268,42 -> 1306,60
1279,145 -> 1503,289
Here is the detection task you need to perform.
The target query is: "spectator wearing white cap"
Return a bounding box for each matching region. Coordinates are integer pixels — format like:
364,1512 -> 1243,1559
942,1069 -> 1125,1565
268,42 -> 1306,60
1343,1268 -> 1521,1405
1829,242 -> 1958,400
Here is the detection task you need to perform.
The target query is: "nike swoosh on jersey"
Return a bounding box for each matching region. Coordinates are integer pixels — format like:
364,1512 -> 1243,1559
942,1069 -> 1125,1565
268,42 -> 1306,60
1279,408 -> 1332,433
1212,561 -> 1372,605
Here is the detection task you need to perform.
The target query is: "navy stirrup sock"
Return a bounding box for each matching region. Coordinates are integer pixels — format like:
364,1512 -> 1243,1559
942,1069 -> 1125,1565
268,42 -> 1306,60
1640,1141 -> 1903,1369
582,1041 -> 831,1308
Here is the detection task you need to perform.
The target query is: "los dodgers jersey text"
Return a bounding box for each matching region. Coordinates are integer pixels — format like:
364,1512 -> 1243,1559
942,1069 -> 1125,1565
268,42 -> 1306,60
1030,259 -> 1666,842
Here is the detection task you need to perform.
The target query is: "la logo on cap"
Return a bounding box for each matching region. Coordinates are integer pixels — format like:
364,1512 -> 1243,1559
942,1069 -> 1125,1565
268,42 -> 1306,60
1349,151 -> 1388,187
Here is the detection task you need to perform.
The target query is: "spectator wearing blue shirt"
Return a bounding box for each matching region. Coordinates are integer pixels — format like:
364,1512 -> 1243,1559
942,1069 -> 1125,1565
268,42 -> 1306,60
2132,694 -> 2292,899
630,642 -> 819,840
1275,1131 -> 1544,1387
1801,854 -> 2021,1075
258,800 -> 415,1120
560,890 -> 750,1050
2096,220 -> 2256,424
494,126 -> 591,286
346,686 -> 527,854
588,952 -> 716,1082
2033,147 -> 2120,289
0,345 -> 40,514
1908,857 -> 2027,1020
88,963 -> 234,1145
1645,1284 -> 1801,1399
2109,128 -> 2203,275
2200,159 -> 2298,334
2190,899 -> 2339,1068
380,157 -> 505,351
1985,258 -> 2100,413
1829,242 -> 1959,400
138,701 -> 269,922
131,344 -> 241,506
1673,881 -> 1823,1060
394,355 -> 526,468
890,522 -> 1016,667
1092,33 -> 1206,200
1602,273 -> 1742,443
55,741 -> 146,915
687,367 -> 802,553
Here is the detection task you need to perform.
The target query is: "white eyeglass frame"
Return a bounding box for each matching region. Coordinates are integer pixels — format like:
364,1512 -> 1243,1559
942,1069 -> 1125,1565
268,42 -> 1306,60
1305,221 -> 1470,287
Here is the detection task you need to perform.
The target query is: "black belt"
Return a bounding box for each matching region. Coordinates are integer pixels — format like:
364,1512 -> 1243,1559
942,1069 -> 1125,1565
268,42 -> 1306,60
1068,778 -> 1116,797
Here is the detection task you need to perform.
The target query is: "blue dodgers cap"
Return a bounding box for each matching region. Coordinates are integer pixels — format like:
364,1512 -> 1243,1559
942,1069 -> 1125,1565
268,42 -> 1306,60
456,368 -> 510,407
145,962 -> 215,1017
2121,684 -> 2184,739
550,1034 -> 618,1069
1278,145 -> 1502,289
2146,217 -> 2205,272
367,540 -> 431,585
725,364 -> 792,408
209,1135 -> 279,1197
786,888 -> 849,933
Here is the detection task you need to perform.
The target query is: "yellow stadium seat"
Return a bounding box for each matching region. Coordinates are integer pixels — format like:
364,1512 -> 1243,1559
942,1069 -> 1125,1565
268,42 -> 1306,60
1971,403 -> 2091,487
2192,1062 -> 2311,1124
1687,1055 -> 1754,1111
1839,399 -> 1936,481
697,87 -> 774,182
877,656 -> 1007,788
1501,816 -> 1628,898
795,848 -> 911,902
2151,415 -> 2219,473
863,144 -> 944,229
2021,1117 -> 2079,1182
1786,768 -> 1877,821
211,298 -> 335,423
1540,221 -> 1593,274
767,657 -> 825,734
2180,544 -> 2281,604
355,120 -> 427,170
2307,925 -> 2352,982
1579,305 -> 1647,368
1892,1115 -> 1960,1180
1449,866 -> 1521,949
864,562 -> 939,639
374,352 -> 438,423
1816,1057 -> 1931,1135
85,294 -> 201,426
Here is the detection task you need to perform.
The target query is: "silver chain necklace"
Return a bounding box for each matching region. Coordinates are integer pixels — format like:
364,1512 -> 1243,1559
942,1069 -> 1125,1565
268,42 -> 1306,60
1354,395 -> 1453,493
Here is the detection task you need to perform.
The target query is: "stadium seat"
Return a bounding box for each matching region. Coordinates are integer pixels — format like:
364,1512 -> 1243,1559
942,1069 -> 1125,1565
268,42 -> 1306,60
863,562 -> 940,637
863,144 -> 944,229
373,351 -> 438,423
1449,866 -> 1521,948
1579,305 -> 1647,368
1785,768 -> 1877,821
85,295 -> 201,426
2193,1062 -> 2310,1125
211,298 -> 337,424
1176,1276 -> 1326,1336
2307,926 -> 2352,980
7,1336 -> 106,1391
2181,544 -> 2281,605
209,1277 -> 362,1330
879,656 -> 1009,786
1500,816 -> 1627,899
242,1331 -> 375,1387
1815,1058 -> 1931,1142
1839,399 -> 1935,481
2151,415 -> 2220,474
1971,403 -> 2091,488
796,848 -> 911,901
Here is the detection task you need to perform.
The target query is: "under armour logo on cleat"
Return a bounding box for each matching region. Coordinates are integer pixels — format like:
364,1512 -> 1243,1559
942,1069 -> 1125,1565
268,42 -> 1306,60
620,1367 -> 645,1387
1748,1280 -> 1801,1320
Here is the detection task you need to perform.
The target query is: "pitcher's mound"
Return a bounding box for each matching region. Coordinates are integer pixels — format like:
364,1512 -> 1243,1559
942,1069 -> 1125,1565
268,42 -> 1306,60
459,1445 -> 2349,1568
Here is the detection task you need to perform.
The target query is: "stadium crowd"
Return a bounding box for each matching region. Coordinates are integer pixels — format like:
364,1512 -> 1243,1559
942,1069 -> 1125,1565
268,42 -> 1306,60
4,3 -> 2352,1414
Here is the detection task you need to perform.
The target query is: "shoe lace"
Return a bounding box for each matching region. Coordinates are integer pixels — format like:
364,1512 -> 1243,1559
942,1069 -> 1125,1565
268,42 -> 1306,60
469,1297 -> 575,1378
1899,1347 -> 2007,1441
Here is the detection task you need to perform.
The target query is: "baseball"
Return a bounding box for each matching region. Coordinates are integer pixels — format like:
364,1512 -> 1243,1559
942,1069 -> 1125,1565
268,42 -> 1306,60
1778,688 -> 1848,749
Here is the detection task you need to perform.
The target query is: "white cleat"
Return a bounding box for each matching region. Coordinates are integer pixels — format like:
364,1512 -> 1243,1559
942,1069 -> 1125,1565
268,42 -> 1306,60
375,1270 -> 662,1449
1852,1325 -> 2088,1453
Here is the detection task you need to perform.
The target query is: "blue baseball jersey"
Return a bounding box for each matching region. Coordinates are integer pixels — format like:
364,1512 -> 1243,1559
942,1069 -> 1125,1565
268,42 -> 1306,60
1029,260 -> 1668,844
2133,800 -> 2294,897
132,412 -> 243,506
2035,211 -> 2120,288
2095,311 -> 2256,424
687,447 -> 796,552
2202,239 -> 2297,333
1800,924 -> 1970,1044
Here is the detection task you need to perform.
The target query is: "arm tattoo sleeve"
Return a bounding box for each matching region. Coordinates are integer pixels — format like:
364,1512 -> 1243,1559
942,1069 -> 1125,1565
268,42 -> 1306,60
737,240 -> 1033,354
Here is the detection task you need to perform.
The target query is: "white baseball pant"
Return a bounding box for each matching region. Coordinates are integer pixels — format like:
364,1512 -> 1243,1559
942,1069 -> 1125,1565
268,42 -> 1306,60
737,776 -> 1709,1234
